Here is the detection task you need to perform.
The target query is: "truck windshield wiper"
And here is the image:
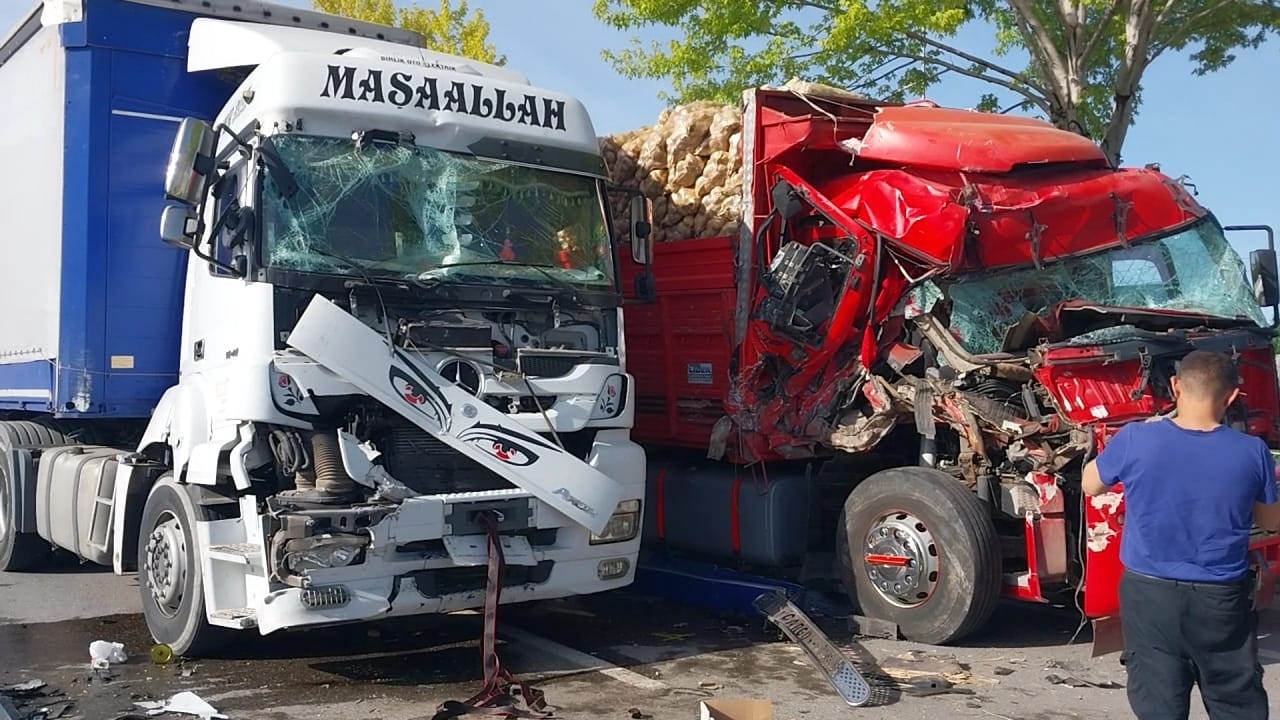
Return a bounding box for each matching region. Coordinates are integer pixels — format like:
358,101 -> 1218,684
257,135 -> 299,199
415,261 -> 588,304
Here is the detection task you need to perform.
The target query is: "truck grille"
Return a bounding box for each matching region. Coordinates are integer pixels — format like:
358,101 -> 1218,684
518,354 -> 614,378
379,423 -> 514,495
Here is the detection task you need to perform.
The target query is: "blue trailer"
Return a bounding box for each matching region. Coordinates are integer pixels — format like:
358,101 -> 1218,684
0,0 -> 417,417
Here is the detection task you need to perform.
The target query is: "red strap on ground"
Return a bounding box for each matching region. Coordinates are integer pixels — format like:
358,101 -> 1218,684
431,512 -> 553,720
655,467 -> 667,540
730,471 -> 743,555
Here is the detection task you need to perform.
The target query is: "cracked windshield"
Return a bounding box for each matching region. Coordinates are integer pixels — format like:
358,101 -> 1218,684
913,219 -> 1266,355
261,135 -> 613,287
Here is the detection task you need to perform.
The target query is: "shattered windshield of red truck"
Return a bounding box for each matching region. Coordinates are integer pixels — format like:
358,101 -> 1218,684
910,219 -> 1266,355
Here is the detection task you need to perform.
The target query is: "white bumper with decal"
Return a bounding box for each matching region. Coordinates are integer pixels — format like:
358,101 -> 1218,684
247,430 -> 644,634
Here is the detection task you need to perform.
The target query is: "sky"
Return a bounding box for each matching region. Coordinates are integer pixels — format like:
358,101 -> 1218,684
1,0 -> 1277,260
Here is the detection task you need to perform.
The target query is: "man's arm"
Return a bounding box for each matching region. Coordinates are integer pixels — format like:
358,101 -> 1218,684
1082,426 -> 1131,497
1255,443 -> 1280,532
1256,501 -> 1280,532
1081,459 -> 1109,497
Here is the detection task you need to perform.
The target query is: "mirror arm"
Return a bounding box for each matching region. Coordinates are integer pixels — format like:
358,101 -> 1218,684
192,241 -> 245,278
192,200 -> 247,278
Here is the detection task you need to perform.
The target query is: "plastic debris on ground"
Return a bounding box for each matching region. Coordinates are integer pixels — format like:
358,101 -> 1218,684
135,691 -> 227,719
0,679 -> 74,720
89,641 -> 128,669
0,681 -> 46,696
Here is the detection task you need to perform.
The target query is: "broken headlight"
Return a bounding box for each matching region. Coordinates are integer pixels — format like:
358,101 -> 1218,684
590,499 -> 641,544
283,534 -> 369,574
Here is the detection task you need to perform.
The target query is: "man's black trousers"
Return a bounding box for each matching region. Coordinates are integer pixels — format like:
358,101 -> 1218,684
1120,569 -> 1268,719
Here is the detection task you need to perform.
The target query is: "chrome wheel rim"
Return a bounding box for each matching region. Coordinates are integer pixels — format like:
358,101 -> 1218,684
145,511 -> 187,618
863,511 -> 940,608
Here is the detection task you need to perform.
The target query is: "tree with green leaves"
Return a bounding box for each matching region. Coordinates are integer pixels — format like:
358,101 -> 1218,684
314,0 -> 504,65
593,0 -> 1279,165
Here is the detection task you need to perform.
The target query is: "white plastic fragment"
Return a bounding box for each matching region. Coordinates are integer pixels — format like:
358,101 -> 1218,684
135,691 -> 227,719
88,641 -> 126,669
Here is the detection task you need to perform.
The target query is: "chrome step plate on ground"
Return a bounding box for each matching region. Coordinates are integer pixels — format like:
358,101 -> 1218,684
754,592 -> 871,706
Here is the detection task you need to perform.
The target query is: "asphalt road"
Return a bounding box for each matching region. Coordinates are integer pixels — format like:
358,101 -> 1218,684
5,557 -> 1280,720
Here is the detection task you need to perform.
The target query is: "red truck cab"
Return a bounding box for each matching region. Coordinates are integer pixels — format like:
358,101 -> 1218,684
618,88 -> 1280,647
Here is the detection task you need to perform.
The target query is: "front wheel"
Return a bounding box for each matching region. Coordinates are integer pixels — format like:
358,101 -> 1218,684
137,476 -> 229,657
836,467 -> 1001,645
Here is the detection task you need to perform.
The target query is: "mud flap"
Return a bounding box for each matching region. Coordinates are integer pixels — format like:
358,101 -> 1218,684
287,296 -> 621,534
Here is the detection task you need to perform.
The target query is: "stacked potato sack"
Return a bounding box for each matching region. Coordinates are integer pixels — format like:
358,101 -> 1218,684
600,101 -> 745,243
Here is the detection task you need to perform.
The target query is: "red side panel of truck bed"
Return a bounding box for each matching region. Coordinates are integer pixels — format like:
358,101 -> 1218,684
621,237 -> 737,449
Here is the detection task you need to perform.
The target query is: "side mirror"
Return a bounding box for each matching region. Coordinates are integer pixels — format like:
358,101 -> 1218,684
1251,248 -> 1280,307
159,205 -> 198,250
629,195 -> 654,266
164,118 -> 216,205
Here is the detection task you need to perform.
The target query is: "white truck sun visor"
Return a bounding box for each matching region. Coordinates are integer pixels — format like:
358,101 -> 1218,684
187,18 -> 528,85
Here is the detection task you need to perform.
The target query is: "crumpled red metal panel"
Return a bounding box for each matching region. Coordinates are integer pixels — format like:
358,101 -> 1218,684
821,165 -> 1206,273
821,170 -> 968,268
847,105 -> 1108,172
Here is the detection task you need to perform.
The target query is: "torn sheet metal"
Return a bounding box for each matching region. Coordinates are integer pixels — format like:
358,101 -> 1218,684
286,296 -> 621,534
819,164 -> 1206,274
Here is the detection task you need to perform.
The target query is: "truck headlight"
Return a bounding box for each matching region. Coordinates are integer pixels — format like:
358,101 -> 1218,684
590,374 -> 627,420
590,499 -> 641,544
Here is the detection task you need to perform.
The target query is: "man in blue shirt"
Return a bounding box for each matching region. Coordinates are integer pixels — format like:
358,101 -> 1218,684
1083,349 -> 1280,720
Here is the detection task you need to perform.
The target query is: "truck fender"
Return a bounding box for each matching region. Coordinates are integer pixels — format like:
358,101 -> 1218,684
137,379 -> 212,480
110,457 -> 164,574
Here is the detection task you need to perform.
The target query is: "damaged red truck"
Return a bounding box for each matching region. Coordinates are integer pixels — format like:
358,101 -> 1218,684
616,88 -> 1280,648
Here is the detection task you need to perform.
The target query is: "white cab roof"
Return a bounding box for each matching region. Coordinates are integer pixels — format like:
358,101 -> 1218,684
189,18 -> 528,85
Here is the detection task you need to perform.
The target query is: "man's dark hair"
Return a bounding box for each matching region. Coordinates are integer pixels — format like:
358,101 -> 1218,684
1176,350 -> 1240,399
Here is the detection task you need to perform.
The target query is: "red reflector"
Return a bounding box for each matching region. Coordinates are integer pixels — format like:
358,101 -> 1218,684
865,554 -> 911,567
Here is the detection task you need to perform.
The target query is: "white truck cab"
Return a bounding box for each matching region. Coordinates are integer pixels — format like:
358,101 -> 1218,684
0,0 -> 650,658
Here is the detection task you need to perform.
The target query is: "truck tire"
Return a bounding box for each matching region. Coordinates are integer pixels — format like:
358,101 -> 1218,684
836,467 -> 1001,645
0,421 -> 74,571
137,476 -> 228,657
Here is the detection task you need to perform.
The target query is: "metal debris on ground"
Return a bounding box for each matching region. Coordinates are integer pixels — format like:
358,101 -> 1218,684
848,614 -> 899,640
993,666 -> 1016,676
1045,673 -> 1123,689
753,592 -> 871,707
900,675 -> 977,697
1042,659 -> 1123,689
135,691 -> 227,719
